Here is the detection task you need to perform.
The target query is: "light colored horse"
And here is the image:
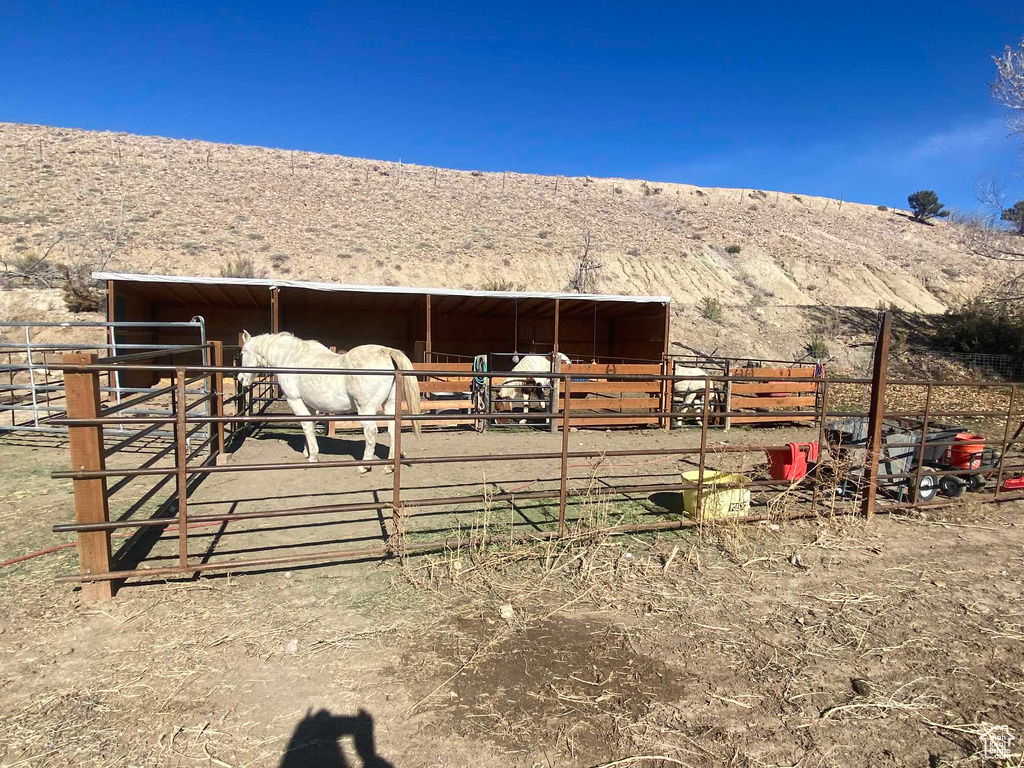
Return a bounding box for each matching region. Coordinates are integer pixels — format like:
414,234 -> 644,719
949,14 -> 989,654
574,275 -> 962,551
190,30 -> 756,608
672,363 -> 711,422
497,353 -> 572,423
238,331 -> 421,472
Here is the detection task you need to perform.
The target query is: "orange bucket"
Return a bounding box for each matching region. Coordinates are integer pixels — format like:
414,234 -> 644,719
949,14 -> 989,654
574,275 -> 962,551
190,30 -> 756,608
950,433 -> 985,470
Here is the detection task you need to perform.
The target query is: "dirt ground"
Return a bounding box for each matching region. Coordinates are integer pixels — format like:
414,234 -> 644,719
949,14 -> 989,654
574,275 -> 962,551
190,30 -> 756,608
1,426 -> 1023,767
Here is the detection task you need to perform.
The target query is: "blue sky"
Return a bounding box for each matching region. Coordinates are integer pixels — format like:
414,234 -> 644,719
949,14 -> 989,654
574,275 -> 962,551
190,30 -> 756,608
2,1 -> 1023,210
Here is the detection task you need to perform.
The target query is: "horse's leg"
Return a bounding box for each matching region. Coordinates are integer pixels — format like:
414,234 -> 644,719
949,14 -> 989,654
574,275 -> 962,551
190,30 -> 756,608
357,405 -> 378,474
519,390 -> 528,425
288,398 -> 319,462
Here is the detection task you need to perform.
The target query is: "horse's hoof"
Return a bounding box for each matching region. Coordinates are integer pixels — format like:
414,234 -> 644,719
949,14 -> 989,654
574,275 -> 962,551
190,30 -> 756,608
358,466 -> 371,474
519,419 -> 527,425
308,454 -> 319,463
383,465 -> 394,475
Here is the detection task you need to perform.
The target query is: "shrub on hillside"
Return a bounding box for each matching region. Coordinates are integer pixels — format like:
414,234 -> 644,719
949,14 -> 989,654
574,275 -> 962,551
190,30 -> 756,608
700,296 -> 723,322
480,278 -> 526,292
805,334 -> 830,360
944,297 -> 1024,356
59,264 -> 104,313
220,256 -> 268,279
725,244 -> 742,254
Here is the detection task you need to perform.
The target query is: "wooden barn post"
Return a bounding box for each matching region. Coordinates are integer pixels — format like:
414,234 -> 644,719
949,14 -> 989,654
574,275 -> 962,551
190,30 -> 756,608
270,286 -> 280,333
661,302 -> 672,430
106,280 -> 115,322
861,311 -> 892,519
552,298 -> 560,356
425,295 -> 432,362
64,352 -> 114,602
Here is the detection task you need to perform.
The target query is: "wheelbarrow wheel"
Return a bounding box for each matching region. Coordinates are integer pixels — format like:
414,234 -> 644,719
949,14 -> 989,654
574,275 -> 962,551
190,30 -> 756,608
909,469 -> 938,503
967,474 -> 987,492
939,474 -> 965,499
835,478 -> 858,498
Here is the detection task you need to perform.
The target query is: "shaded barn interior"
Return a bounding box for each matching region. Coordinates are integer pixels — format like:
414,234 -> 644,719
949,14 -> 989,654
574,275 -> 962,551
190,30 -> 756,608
99,273 -> 671,372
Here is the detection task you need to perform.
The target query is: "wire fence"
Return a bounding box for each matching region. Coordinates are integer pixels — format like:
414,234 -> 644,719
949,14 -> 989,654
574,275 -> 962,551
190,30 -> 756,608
939,352 -> 1023,380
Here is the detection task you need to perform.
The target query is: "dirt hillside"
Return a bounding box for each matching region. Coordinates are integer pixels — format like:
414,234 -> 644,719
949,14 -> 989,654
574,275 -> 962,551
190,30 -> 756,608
0,122 -> 1007,364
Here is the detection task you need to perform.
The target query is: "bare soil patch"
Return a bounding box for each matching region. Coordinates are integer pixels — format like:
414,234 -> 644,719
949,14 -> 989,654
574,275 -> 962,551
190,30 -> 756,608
0,433 -> 1022,767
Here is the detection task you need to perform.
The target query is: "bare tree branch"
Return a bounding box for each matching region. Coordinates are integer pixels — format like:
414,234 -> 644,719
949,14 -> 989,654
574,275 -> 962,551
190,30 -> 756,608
973,175 -> 1009,217
565,230 -> 603,294
956,213 -> 1024,263
992,38 -> 1024,140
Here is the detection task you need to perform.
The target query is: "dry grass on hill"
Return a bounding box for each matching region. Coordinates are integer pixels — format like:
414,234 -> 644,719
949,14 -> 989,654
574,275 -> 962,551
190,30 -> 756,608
0,122 -> 1012,363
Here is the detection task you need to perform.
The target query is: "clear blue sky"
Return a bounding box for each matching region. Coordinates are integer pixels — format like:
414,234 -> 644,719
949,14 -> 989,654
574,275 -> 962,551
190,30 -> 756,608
3,1 -> 1023,210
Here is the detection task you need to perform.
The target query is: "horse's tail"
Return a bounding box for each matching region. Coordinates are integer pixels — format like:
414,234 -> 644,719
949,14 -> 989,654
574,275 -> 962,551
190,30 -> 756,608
388,348 -> 422,437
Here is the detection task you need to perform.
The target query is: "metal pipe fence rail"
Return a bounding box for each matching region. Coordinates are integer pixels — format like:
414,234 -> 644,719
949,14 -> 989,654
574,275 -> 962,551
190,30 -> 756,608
43,343 -> 1024,602
0,319 -> 208,435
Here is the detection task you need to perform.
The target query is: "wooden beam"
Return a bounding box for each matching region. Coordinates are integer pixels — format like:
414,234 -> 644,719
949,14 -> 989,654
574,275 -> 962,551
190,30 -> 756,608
456,296 -> 490,316
553,298 -> 560,355
662,302 -> 671,360
106,280 -> 115,322
210,283 -> 240,309
861,311 -> 892,520
425,295 -> 432,361
271,286 -> 280,333
180,282 -> 212,306
64,353 -> 113,602
240,285 -> 261,309
663,301 -> 672,429
164,282 -> 198,306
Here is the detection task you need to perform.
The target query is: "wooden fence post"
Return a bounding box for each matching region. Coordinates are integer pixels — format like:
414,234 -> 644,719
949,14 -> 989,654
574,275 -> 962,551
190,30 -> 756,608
861,311 -> 892,519
64,352 -> 113,602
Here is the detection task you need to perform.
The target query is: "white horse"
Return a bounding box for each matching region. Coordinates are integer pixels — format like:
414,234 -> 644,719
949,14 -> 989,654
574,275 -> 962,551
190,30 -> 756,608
672,363 -> 711,422
497,353 -> 572,423
237,331 -> 421,472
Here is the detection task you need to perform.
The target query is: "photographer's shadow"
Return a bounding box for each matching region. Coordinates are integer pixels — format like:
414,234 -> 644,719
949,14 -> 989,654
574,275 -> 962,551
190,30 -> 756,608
279,708 -> 394,768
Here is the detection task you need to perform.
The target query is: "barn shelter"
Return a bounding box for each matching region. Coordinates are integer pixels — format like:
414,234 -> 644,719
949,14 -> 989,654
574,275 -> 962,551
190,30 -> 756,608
96,272 -> 672,363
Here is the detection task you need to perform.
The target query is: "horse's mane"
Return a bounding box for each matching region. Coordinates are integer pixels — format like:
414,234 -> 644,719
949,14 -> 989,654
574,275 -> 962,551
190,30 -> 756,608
248,332 -> 334,364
